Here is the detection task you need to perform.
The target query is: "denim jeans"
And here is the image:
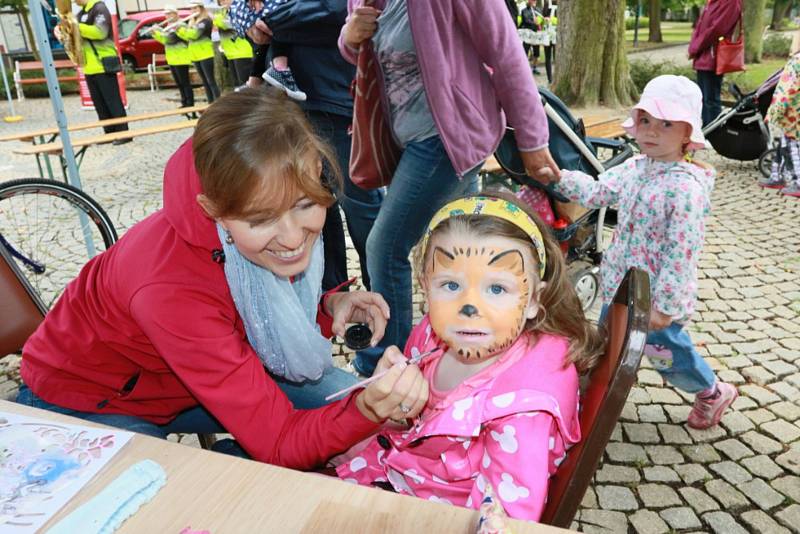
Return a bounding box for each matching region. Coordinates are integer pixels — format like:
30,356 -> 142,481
307,111 -> 383,290
696,69 -> 723,127
15,367 -> 357,438
600,305 -> 716,394
354,135 -> 480,376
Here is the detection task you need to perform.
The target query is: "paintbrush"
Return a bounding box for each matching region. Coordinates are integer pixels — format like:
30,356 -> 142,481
324,347 -> 440,401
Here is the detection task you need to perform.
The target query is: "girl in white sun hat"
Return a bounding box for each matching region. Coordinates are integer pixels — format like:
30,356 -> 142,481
537,74 -> 738,430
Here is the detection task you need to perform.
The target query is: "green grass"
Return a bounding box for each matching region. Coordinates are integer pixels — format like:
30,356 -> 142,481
626,21 -> 694,48
725,58 -> 787,93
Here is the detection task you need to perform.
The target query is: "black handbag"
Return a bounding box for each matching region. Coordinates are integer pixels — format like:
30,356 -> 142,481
88,39 -> 121,74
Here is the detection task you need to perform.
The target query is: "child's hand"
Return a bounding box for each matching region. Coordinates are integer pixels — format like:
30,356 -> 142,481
247,19 -> 272,45
343,6 -> 381,49
248,0 -> 263,11
649,309 -> 672,331
520,147 -> 561,184
356,347 -> 429,422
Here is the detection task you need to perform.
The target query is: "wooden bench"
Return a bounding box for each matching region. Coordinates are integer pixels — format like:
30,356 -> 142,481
13,120 -> 199,181
480,113 -> 627,177
1,105 -> 207,180
584,117 -> 626,140
14,59 -> 79,101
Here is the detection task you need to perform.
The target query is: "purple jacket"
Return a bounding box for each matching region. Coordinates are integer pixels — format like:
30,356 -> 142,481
339,0 -> 549,176
688,0 -> 742,72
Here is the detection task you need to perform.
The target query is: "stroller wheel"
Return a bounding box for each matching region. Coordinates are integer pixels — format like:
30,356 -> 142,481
758,148 -> 778,179
569,262 -> 600,312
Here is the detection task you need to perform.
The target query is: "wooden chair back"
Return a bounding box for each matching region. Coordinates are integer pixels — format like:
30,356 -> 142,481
0,243 -> 46,356
540,268 -> 650,528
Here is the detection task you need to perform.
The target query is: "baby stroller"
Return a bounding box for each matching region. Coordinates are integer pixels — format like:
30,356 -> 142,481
703,69 -> 782,170
489,87 -> 636,311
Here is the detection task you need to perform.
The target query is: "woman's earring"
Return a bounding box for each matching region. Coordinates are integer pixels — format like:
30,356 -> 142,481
225,231 -> 234,245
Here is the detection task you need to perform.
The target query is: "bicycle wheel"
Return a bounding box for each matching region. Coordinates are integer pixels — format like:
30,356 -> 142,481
0,178 -> 118,309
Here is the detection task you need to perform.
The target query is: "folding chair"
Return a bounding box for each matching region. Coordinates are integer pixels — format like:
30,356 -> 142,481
0,242 -> 46,358
540,268 -> 650,528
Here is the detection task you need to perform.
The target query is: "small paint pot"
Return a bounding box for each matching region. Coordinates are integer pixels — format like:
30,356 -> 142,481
344,323 -> 373,351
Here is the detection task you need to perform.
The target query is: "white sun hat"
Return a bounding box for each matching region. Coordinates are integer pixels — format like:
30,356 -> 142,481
622,74 -> 707,151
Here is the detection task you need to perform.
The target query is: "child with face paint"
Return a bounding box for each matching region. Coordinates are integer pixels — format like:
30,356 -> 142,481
336,193 -> 604,522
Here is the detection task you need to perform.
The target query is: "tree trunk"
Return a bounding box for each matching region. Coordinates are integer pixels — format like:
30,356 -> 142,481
770,0 -> 791,29
743,0 -> 767,63
552,0 -> 637,107
648,0 -> 662,42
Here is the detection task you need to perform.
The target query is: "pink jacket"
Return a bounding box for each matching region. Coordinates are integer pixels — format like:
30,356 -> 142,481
688,0 -> 742,72
336,317 -> 581,522
339,0 -> 549,176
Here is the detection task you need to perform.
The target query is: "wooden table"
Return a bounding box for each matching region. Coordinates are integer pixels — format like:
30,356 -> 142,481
10,119 -> 198,183
0,105 -> 208,144
1,105 -> 207,181
1,401 -> 571,534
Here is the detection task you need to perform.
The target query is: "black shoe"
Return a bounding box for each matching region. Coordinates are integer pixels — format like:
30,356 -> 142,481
112,138 -> 132,146
533,67 -> 541,75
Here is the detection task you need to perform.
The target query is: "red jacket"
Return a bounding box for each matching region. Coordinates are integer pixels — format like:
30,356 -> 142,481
688,0 -> 742,72
21,138 -> 379,469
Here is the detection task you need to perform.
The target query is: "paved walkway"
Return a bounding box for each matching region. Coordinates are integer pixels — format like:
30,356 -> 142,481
1,91 -> 799,533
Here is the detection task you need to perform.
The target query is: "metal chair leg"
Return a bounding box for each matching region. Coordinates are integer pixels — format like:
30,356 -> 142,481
197,433 -> 217,450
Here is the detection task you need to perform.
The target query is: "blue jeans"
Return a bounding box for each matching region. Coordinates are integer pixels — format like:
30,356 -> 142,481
307,111 -> 383,290
354,135 -> 480,376
15,367 -> 358,438
696,69 -> 723,127
600,305 -> 715,393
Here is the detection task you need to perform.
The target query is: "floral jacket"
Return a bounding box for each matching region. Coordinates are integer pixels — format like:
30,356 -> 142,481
554,155 -> 715,322
768,53 -> 800,140
336,316 -> 580,522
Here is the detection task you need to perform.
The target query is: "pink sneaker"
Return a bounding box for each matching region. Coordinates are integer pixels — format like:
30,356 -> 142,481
687,382 -> 738,429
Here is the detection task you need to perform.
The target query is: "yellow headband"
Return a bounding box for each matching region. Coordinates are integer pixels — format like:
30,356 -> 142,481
423,196 -> 547,279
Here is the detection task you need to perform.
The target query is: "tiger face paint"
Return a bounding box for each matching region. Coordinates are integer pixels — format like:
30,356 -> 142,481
423,232 -> 542,361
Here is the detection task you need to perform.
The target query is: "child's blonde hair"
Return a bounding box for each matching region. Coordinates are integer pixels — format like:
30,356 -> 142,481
414,191 -> 605,374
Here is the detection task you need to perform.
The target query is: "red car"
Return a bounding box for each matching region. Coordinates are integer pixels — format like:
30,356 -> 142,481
118,10 -> 192,71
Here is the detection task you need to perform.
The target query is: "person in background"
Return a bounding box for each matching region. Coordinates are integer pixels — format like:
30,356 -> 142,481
540,0 -> 556,84
229,0 -> 382,294
688,0 -> 742,126
340,0 -> 559,377
760,25 -> 800,197
177,0 -> 220,103
151,6 -> 195,109
64,0 -> 130,143
541,75 -> 739,430
215,0 -> 254,88
520,0 -> 542,75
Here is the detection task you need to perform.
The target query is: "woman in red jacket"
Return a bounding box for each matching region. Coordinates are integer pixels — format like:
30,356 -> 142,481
16,88 -> 427,469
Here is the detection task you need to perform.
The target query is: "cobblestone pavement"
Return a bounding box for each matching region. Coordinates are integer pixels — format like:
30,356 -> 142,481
2,91 -> 800,533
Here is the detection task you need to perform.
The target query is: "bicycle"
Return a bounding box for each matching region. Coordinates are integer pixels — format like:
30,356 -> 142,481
0,178 -> 118,310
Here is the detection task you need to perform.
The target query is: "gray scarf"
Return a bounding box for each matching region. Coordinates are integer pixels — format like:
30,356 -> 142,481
216,224 -> 332,382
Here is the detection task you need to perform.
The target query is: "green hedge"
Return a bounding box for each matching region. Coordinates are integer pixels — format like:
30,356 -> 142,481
625,16 -> 650,30
762,33 -> 792,58
629,58 -> 695,93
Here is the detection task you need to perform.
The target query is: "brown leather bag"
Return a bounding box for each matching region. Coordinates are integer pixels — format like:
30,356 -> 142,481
715,15 -> 745,75
348,37 -> 401,190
